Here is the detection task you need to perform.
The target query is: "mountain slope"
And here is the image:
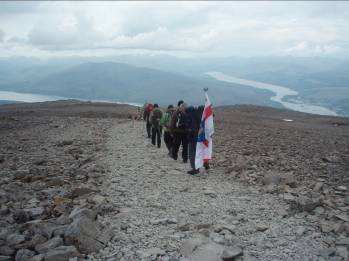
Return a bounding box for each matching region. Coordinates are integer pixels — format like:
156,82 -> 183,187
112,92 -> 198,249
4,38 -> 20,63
0,61 -> 275,107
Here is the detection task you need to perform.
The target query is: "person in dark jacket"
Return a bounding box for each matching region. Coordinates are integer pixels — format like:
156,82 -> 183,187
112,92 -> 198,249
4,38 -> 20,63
150,104 -> 163,148
186,105 -> 204,175
170,100 -> 188,162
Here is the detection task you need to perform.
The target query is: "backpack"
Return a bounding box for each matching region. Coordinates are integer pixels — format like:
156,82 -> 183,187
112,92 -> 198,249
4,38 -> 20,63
175,111 -> 186,129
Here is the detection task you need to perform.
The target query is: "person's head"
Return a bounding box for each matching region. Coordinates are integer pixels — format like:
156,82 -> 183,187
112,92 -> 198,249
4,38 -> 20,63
167,104 -> 174,110
154,103 -> 159,108
177,100 -> 184,107
179,102 -> 187,112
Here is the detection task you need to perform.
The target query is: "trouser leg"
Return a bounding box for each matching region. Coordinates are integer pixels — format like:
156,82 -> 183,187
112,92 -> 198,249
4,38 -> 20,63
172,133 -> 181,160
164,131 -> 172,152
146,122 -> 151,138
157,128 -> 161,148
188,141 -> 197,170
151,126 -> 156,145
181,133 -> 188,162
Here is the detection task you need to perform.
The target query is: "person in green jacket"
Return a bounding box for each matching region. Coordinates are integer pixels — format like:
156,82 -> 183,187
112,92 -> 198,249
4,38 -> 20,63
160,105 -> 174,155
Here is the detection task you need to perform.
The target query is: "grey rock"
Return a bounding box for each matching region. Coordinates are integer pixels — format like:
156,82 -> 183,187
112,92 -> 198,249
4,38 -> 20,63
318,248 -> 336,257
44,245 -> 79,261
13,210 -> 32,224
0,256 -> 11,261
64,215 -> 112,254
180,235 -> 209,257
0,246 -> 14,256
28,254 -> 44,261
6,233 -> 25,246
136,248 -> 165,259
35,236 -> 63,254
221,247 -> 243,260
263,174 -> 282,185
68,207 -> 97,221
15,249 -> 35,261
336,246 -> 348,260
336,238 -> 349,246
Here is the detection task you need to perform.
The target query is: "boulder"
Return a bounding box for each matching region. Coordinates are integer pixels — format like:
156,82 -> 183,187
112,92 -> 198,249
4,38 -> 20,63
64,215 -> 112,254
35,237 -> 63,254
0,246 -> 15,256
6,233 -> 25,246
70,187 -> 95,199
46,178 -> 65,187
68,207 -> 97,221
28,254 -> 44,261
221,247 -> 243,261
43,246 -> 79,261
13,210 -> 32,224
262,174 -> 282,186
15,249 -> 35,261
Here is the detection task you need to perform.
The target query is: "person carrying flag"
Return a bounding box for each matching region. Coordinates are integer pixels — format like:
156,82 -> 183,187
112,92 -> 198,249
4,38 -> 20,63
195,89 -> 214,172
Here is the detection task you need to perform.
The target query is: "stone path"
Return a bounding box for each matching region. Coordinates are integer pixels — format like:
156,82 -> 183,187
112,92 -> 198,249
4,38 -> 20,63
92,121 -> 330,260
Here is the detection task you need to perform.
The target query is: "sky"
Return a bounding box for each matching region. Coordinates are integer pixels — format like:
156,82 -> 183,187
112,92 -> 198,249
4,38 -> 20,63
0,1 -> 348,58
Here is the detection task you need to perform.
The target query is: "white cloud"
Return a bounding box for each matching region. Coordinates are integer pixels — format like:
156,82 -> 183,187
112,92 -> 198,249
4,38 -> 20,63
0,1 -> 348,57
0,29 -> 4,42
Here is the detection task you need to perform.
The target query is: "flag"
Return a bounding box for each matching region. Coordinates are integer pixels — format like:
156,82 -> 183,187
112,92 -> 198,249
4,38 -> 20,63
195,91 -> 214,169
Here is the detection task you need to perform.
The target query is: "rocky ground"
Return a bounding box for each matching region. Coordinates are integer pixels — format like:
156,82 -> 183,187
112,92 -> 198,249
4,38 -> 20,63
0,101 -> 136,261
0,101 -> 348,261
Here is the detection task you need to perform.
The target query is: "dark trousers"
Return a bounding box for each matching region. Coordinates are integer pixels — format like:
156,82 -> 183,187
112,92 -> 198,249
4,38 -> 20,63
172,132 -> 188,162
163,131 -> 173,153
188,140 -> 197,170
151,126 -> 162,148
146,121 -> 152,138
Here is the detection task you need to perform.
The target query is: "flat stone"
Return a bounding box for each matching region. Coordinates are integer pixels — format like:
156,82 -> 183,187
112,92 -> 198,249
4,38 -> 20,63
44,245 -> 79,261
6,234 -> 25,246
0,246 -> 14,256
15,249 -> 35,261
221,247 -> 243,260
0,256 -> 11,261
336,238 -> 349,246
337,186 -> 347,192
318,248 -> 336,257
35,236 -> 63,254
256,224 -> 269,232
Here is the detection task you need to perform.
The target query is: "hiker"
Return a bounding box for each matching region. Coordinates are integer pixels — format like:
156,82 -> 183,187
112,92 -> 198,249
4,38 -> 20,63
160,104 -> 174,155
143,103 -> 154,138
170,101 -> 189,162
150,103 -> 163,148
186,105 -> 204,175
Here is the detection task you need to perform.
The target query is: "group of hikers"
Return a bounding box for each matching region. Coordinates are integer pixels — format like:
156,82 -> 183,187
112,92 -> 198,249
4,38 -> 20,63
142,100 -> 209,175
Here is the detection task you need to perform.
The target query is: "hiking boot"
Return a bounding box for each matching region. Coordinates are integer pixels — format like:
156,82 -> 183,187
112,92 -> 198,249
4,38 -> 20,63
187,169 -> 199,175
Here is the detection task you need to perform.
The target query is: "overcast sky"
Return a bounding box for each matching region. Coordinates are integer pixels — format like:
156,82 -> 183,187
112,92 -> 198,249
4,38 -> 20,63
0,1 -> 348,58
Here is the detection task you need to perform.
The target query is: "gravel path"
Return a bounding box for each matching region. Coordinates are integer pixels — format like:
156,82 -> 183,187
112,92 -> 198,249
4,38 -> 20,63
93,121 -> 330,260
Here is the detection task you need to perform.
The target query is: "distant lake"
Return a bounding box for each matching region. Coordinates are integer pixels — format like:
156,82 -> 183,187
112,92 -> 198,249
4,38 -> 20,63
206,71 -> 338,116
0,91 -> 142,107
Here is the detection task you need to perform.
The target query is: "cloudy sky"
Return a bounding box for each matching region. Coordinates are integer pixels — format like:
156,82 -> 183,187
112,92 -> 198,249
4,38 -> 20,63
0,1 -> 348,58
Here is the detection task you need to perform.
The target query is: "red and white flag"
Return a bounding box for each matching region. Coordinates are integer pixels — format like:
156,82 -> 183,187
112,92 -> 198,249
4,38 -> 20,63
195,91 -> 214,169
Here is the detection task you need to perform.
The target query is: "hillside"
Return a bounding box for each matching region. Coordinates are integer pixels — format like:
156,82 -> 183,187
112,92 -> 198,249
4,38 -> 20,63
0,61 -> 275,107
0,101 -> 348,260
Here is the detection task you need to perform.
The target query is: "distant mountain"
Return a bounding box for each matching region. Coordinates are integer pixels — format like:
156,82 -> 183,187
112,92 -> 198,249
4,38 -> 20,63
0,55 -> 348,116
0,61 -> 275,107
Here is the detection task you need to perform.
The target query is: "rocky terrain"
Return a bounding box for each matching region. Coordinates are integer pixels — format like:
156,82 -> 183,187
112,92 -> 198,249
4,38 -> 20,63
0,101 -> 348,261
